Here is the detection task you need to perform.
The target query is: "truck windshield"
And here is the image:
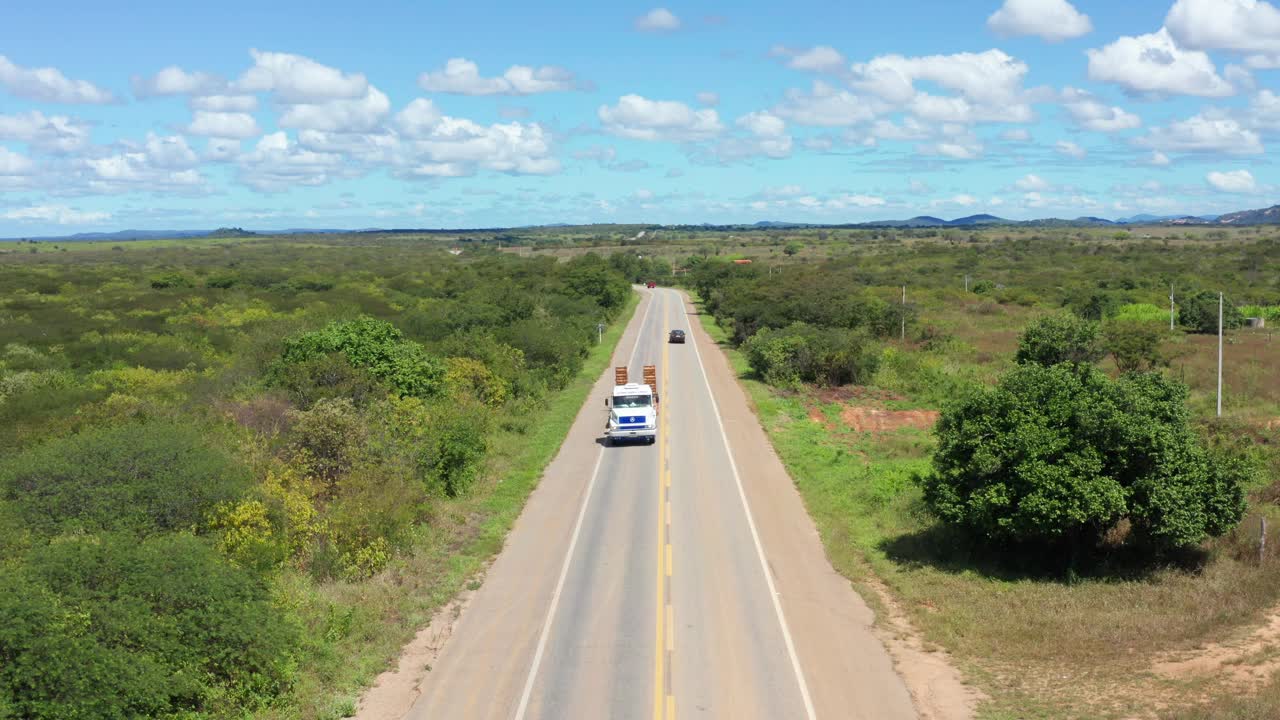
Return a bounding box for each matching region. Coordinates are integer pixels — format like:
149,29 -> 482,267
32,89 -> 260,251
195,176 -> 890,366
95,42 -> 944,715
614,395 -> 652,408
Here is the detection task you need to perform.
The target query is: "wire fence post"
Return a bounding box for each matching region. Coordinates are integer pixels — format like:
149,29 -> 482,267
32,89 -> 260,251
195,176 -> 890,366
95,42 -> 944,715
901,285 -> 906,341
1261,516 -> 1267,566
1217,291 -> 1224,418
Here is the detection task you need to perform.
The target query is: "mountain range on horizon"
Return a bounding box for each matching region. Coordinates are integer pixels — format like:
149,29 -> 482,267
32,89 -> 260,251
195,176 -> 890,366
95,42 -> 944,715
6,204 -> 1278,243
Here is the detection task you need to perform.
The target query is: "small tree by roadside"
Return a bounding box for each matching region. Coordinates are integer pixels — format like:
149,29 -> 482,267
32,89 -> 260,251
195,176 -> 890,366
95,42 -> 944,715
1102,319 -> 1170,373
922,363 -> 1250,567
1015,313 -> 1103,367
1179,290 -> 1244,334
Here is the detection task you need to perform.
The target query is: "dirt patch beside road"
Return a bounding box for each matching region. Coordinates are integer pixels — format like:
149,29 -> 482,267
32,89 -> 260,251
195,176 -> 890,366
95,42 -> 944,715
841,407 -> 940,433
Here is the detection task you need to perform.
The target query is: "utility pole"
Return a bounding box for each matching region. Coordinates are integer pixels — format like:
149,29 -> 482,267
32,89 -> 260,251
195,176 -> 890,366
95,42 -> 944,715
1169,283 -> 1175,331
964,275 -> 970,292
1217,291 -> 1224,417
901,285 -> 907,341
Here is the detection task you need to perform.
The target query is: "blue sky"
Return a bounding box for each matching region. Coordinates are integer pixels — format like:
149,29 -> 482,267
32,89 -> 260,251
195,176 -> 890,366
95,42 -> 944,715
0,0 -> 1276,235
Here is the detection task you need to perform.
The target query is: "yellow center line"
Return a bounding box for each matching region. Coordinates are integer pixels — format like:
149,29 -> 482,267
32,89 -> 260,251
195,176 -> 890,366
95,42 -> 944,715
653,305 -> 669,720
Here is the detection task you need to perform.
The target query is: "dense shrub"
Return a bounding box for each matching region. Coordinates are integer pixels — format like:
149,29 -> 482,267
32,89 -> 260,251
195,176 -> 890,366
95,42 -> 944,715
276,317 -> 444,398
287,398 -> 367,485
1015,313 -> 1103,367
1179,290 -> 1244,333
742,322 -> 880,387
1102,319 -> 1170,373
0,534 -> 297,718
0,421 -> 251,537
923,363 -> 1249,561
149,272 -> 194,289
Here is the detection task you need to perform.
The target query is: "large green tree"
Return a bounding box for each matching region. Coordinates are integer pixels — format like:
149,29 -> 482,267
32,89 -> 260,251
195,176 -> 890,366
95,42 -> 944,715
922,363 -> 1248,560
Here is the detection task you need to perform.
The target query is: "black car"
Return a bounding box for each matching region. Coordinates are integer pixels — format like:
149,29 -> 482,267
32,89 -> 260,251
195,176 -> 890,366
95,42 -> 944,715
668,329 -> 686,344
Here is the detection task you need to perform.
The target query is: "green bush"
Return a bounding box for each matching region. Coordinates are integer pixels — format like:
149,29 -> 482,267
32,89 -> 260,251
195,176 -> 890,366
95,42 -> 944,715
276,317 -> 444,398
0,421 -> 251,537
742,322 -> 880,387
1102,319 -> 1170,373
287,398 -> 367,484
1015,313 -> 1103,367
923,363 -> 1249,561
420,397 -> 492,497
148,272 -> 193,289
0,533 -> 297,718
1179,291 -> 1244,333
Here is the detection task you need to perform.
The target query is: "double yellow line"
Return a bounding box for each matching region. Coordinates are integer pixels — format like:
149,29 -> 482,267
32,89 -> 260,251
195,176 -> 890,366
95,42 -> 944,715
653,300 -> 674,720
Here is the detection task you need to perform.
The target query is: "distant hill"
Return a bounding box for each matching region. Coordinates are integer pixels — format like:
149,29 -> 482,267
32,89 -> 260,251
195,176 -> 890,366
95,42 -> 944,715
1217,205 -> 1280,225
950,214 -> 1005,226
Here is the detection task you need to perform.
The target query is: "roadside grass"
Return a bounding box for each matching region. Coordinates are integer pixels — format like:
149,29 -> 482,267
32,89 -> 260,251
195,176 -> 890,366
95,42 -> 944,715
696,303 -> 1280,720
272,291 -> 641,720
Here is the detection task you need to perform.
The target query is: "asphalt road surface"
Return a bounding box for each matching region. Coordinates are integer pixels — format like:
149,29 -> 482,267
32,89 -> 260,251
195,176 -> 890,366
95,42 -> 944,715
406,288 -> 916,720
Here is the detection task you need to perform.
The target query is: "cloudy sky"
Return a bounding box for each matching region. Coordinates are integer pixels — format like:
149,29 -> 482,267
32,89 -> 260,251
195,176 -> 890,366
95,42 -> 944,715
0,0 -> 1277,235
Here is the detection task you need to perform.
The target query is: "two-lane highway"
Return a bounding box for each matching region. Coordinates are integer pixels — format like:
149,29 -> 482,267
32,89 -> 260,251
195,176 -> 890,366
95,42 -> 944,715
405,288 -> 916,719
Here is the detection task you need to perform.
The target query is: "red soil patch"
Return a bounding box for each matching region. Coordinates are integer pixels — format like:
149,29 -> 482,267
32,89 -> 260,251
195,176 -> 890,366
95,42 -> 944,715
841,406 -> 940,433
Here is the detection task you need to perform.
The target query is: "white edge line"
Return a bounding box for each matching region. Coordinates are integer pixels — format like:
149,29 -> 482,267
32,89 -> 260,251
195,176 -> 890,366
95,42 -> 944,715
683,290 -> 819,720
512,289 -> 655,720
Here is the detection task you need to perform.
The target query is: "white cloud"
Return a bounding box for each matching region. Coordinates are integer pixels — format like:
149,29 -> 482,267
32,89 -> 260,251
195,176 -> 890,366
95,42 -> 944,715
237,131 -> 353,191
1138,113 -> 1264,154
1001,128 -> 1033,142
0,111 -> 91,153
1249,89 -> 1280,130
1015,173 -> 1049,190
0,147 -> 33,175
871,117 -> 933,140
774,81 -> 881,127
1022,192 -> 1047,208
187,111 -> 262,139
852,49 -> 1029,108
1149,151 -> 1172,166
987,0 -> 1092,41
0,55 -> 115,104
3,204 -> 110,224
1056,140 -> 1087,158
696,91 -> 720,107
922,139 -> 985,159
826,193 -> 886,209
635,8 -> 681,32
395,98 -> 444,137
132,66 -> 223,97
737,111 -> 786,138
191,95 -> 258,112
400,117 -> 561,177
1206,169 -> 1258,192
598,94 -> 723,141
1166,0 -> 1280,54
1060,87 -> 1141,131
712,111 -> 793,161
935,194 -> 980,207
204,138 -> 241,162
1086,29 -> 1234,97
845,49 -> 1035,125
141,132 -> 198,169
235,49 -> 368,103
780,45 -> 848,73
81,133 -> 206,194
417,58 -> 578,96
278,87 -> 391,132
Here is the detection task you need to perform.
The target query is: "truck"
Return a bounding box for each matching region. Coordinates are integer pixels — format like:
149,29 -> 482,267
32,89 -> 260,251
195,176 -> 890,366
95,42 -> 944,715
646,281 -> 657,288
604,365 -> 658,445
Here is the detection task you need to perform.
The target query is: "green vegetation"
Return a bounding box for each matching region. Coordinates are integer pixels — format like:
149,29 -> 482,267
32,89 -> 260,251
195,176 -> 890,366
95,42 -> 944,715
0,236 -> 633,717
685,226 -> 1280,718
1014,313 -> 1103,367
924,363 -> 1249,561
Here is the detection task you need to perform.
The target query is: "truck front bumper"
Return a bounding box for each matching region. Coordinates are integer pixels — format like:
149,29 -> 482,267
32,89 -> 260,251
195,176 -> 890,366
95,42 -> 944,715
607,427 -> 656,442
